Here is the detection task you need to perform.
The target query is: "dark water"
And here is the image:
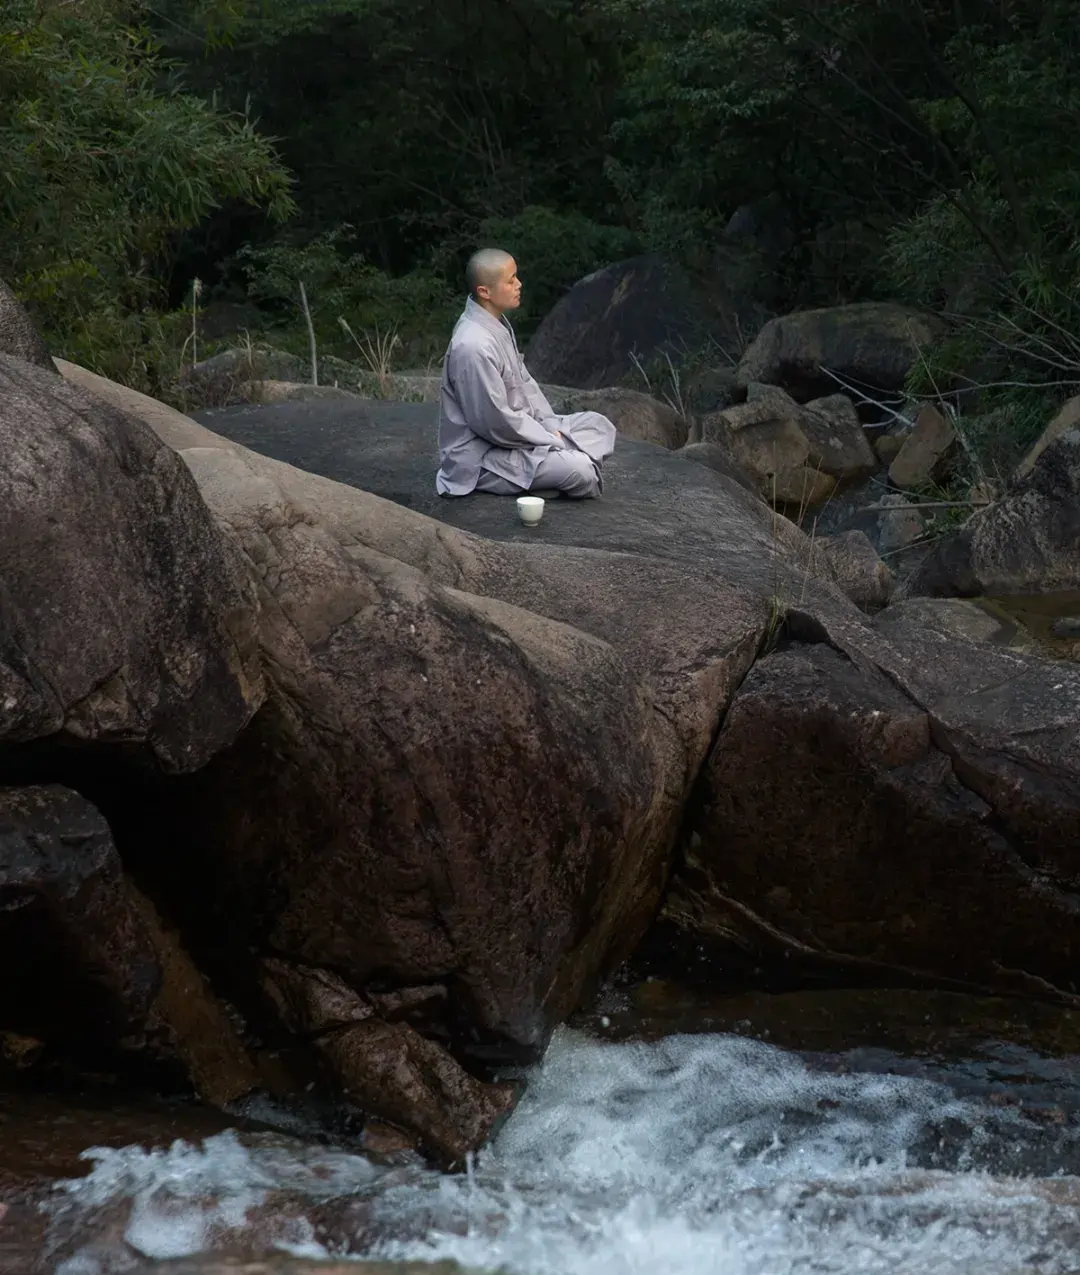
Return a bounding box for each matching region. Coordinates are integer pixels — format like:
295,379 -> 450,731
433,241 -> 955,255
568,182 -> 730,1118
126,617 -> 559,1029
6,986 -> 1080,1275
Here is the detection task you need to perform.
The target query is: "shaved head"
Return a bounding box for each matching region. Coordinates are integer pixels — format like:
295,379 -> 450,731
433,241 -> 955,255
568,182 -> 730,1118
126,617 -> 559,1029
466,248 -> 514,296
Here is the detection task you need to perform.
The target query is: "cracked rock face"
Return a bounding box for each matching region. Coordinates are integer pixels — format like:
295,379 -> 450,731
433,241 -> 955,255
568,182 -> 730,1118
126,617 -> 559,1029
664,639 -> 1080,1004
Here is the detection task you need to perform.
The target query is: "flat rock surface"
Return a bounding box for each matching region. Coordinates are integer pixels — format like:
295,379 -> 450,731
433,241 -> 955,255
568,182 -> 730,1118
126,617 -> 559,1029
193,399 -> 784,575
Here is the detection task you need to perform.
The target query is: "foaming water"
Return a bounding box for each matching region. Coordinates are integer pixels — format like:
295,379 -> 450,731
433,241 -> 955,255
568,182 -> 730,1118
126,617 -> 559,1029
49,1029 -> 1080,1274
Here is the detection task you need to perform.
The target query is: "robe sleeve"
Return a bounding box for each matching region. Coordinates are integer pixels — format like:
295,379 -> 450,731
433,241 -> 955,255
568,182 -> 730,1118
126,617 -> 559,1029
450,346 -> 556,450
522,365 -> 556,423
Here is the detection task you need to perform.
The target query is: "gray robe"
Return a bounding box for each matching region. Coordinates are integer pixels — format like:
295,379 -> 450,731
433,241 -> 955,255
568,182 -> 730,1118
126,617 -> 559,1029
436,297 -> 615,496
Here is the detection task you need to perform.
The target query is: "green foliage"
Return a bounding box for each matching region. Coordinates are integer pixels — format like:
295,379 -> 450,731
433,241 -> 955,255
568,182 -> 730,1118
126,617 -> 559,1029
0,0 -> 293,366
6,0 -> 1080,465
154,0 -> 621,268
237,229 -> 459,368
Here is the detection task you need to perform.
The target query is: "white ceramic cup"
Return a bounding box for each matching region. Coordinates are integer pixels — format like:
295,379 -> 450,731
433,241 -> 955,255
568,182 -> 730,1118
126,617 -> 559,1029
516,495 -> 545,526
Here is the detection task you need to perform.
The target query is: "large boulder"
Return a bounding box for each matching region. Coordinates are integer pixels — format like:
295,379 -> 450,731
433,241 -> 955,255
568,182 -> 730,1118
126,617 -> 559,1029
524,255 -> 723,389
60,366 -> 790,1074
0,278 -> 54,371
0,356 -> 262,769
909,428 -> 1080,597
735,303 -> 942,402
661,598 -> 1080,1005
57,368 -> 1080,1069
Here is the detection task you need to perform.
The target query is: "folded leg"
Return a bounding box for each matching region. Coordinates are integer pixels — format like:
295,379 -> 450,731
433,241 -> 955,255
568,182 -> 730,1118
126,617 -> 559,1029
476,447 -> 601,499
552,410 -> 616,464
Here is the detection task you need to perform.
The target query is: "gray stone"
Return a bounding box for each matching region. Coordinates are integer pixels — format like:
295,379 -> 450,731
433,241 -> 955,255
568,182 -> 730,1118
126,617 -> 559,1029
799,394 -> 877,481
0,355 -> 262,769
814,529 -> 895,611
736,303 -> 942,402
888,404 -> 957,490
910,428 -> 1080,597
0,278 -> 54,371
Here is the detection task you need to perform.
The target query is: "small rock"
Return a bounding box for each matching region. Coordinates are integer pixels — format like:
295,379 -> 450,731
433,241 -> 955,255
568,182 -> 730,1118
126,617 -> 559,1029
705,386 -> 800,435
771,465 -> 837,509
815,530 -> 895,611
874,492 -> 927,556
799,394 -> 877,481
261,960 -> 516,1166
888,404 -> 957,489
874,433 -> 905,467
1050,616 -> 1080,639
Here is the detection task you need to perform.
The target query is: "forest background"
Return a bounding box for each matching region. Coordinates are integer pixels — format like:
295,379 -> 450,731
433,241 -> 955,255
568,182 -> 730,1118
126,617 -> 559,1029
3,0 -> 1079,449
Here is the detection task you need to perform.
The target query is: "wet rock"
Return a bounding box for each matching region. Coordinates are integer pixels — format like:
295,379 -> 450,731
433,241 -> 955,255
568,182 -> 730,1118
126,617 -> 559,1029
127,1261 -> 470,1274
0,785 -> 160,1044
910,428 -> 1080,596
735,303 -> 942,402
62,364 -> 785,1068
0,355 -> 262,770
0,278 -> 54,371
134,889 -> 262,1106
888,404 -> 957,490
664,632 -> 1080,1004
1051,616 -> 1080,639
814,530 -> 894,611
71,363 -> 1080,1062
261,961 -> 515,1166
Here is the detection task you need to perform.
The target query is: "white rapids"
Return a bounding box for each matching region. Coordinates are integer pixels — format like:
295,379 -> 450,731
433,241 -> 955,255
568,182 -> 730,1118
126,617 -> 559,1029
50,1028 -> 1080,1274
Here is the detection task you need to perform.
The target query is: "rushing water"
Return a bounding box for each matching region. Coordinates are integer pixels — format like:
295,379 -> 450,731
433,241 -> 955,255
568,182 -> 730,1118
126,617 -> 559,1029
34,1011 -> 1080,1275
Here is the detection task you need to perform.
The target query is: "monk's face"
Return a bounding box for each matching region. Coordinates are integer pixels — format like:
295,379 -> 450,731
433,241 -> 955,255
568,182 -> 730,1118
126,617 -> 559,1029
477,258 -> 522,314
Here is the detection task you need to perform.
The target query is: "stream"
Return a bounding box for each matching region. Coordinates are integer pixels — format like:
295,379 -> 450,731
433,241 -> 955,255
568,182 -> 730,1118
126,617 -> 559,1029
5,985 -> 1080,1275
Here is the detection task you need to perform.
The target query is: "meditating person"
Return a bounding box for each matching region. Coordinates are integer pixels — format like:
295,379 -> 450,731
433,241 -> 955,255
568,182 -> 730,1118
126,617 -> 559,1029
436,248 -> 616,498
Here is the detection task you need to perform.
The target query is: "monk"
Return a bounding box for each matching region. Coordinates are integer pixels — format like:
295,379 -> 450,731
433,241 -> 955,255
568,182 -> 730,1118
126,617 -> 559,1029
436,249 -> 616,498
